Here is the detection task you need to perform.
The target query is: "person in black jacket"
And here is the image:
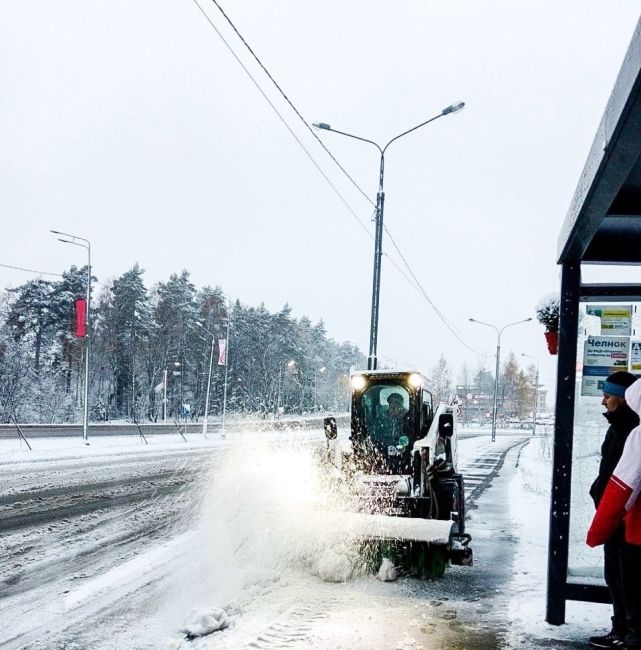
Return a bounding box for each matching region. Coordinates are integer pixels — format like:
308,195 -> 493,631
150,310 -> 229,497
588,371 -> 639,649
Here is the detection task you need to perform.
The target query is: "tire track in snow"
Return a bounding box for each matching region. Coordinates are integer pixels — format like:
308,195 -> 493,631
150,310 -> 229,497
459,436 -> 532,507
0,479 -> 191,532
246,604 -> 332,649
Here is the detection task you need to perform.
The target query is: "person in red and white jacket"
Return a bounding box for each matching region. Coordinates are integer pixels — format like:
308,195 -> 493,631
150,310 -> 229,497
588,378 -> 641,649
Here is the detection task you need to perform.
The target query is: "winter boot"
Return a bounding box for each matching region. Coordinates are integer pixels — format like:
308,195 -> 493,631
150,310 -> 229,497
588,630 -> 625,648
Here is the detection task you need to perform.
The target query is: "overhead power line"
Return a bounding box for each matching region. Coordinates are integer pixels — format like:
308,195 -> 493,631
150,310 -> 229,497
0,262 -> 112,289
383,227 -> 483,356
190,0 -> 373,239
191,0 -> 480,356
205,0 -> 376,210
0,262 -> 63,277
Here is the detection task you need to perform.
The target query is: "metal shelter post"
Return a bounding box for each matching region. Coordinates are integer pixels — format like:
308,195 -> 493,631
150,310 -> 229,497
546,261 -> 580,625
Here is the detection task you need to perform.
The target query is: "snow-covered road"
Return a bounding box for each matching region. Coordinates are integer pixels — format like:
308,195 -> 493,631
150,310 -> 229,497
0,429 -> 608,649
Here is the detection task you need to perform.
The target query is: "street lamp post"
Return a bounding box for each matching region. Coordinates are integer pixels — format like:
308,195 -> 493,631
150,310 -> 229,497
196,322 -> 216,437
314,366 -> 326,411
51,230 -> 91,444
221,299 -> 231,438
172,361 -> 181,423
276,367 -> 282,418
276,359 -> 296,418
469,317 -> 533,442
163,368 -> 168,424
180,353 -> 185,429
314,101 -> 464,370
521,353 -> 540,435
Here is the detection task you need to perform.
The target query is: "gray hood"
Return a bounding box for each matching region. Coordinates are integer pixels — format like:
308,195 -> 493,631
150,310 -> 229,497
625,378 -> 641,417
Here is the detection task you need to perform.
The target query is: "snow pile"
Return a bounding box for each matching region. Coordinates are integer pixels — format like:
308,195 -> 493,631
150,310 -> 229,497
326,510 -> 453,544
376,557 -> 398,582
180,607 -> 229,638
316,546 -> 359,582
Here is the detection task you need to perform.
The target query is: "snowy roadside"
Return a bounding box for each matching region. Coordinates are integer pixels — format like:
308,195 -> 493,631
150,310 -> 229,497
506,435 -> 611,646
0,424 -> 501,467
0,427 -> 328,467
117,434 -> 534,649
0,427 -> 331,650
3,428 -> 615,649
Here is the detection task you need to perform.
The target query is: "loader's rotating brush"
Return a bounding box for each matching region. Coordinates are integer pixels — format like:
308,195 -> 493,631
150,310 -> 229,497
355,539 -> 448,580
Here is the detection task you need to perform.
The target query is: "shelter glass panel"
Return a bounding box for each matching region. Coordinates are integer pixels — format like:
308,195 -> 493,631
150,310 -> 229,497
567,300 -> 641,583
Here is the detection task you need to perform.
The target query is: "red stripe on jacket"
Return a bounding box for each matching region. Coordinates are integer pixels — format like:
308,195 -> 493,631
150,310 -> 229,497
587,426 -> 641,547
587,478 -> 632,547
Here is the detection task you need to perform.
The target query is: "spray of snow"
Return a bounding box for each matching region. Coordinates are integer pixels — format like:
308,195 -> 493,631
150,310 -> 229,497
151,436 -> 367,640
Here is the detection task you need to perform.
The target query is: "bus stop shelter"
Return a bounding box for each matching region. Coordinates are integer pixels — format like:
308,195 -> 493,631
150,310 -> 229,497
547,18 -> 641,624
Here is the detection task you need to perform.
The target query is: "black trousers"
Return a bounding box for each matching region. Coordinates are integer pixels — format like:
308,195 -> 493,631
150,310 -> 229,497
604,527 -> 626,637
623,541 -> 641,648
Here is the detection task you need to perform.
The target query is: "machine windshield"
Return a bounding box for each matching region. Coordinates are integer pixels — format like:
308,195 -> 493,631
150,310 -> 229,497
360,384 -> 410,449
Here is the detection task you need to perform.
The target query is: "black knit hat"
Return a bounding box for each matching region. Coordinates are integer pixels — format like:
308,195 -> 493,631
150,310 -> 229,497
602,371 -> 638,398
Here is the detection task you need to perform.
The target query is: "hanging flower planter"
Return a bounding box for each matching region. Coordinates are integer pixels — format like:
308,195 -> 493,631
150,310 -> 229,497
536,293 -> 560,356
544,330 -> 559,355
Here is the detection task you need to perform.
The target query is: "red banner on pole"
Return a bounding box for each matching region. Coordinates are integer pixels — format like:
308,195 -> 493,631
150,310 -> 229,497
75,299 -> 87,337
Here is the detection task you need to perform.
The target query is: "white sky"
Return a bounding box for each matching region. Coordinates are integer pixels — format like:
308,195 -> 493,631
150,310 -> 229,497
2,1 -> 641,398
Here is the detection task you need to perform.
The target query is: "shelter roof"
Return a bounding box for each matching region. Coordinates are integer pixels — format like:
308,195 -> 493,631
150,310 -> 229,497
558,20 -> 641,264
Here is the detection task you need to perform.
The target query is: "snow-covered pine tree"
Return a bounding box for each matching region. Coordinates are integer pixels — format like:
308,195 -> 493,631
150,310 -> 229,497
95,264 -> 151,420
148,271 -> 198,421
6,278 -> 57,373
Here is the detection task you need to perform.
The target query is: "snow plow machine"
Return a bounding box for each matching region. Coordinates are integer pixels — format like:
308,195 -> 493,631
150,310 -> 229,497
322,369 -> 472,579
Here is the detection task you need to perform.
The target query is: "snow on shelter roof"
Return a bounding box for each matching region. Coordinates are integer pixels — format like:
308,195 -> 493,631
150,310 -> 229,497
558,17 -> 641,265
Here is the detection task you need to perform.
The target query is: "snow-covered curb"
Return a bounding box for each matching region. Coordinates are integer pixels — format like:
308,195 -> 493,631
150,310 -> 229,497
0,428 -> 328,466
507,437 -> 611,645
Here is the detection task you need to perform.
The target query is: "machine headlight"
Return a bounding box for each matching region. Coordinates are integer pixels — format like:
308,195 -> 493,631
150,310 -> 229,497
408,372 -> 422,388
351,374 -> 367,391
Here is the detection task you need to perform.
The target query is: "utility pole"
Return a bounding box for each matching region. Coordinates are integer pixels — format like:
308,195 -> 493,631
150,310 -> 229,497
522,353 -> 540,435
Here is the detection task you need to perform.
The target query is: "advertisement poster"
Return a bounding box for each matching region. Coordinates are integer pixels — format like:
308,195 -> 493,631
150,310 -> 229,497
631,340 -> 641,373
581,336 -> 630,396
586,305 -> 632,336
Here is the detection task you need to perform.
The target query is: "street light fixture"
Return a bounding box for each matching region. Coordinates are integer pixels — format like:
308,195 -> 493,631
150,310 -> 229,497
469,317 -> 533,442
313,101 -> 465,370
51,230 -> 91,444
521,353 -> 540,435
